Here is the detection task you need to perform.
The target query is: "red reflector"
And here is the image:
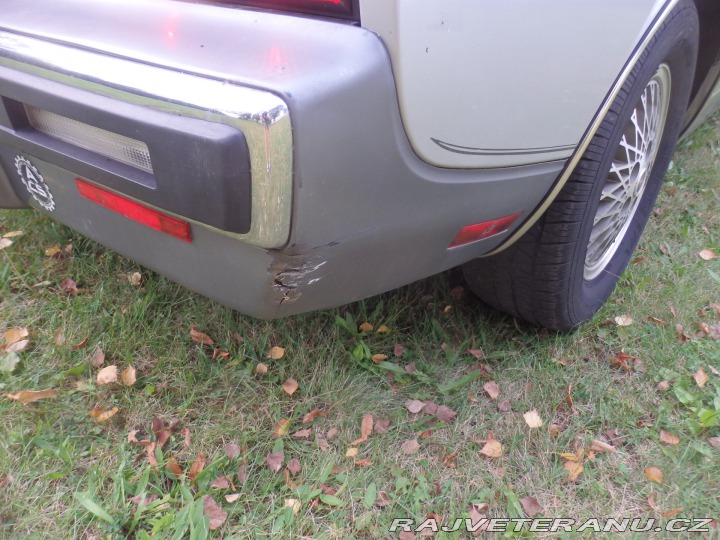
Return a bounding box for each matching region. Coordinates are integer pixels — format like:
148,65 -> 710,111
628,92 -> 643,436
76,178 -> 192,242
449,212 -> 522,248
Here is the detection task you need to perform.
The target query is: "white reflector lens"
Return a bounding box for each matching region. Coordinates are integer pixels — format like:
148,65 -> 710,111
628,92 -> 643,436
25,105 -> 153,173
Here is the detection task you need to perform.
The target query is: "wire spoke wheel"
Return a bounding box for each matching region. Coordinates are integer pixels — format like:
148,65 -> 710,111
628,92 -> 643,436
583,64 -> 671,280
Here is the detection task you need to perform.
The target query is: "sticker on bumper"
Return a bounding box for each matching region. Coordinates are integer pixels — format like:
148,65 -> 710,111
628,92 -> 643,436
15,155 -> 55,211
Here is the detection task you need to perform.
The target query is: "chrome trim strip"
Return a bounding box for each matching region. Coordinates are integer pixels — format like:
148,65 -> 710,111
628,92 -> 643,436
431,138 -> 576,157
485,0 -> 680,256
0,30 -> 293,248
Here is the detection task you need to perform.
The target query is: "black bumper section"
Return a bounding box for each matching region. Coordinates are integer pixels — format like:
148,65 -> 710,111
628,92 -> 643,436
0,66 -> 251,233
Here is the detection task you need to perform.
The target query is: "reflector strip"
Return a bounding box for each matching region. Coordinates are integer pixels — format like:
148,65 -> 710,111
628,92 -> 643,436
76,179 -> 191,242
26,105 -> 153,173
449,212 -> 522,248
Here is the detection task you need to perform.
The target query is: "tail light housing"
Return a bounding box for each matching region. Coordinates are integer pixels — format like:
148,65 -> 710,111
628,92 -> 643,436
216,0 -> 358,21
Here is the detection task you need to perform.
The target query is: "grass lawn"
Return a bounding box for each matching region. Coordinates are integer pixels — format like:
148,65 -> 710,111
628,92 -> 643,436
1,114 -> 719,539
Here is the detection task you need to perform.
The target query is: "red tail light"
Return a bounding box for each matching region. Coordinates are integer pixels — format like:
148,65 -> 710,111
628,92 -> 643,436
449,212 -> 522,248
219,0 -> 357,21
76,179 -> 192,242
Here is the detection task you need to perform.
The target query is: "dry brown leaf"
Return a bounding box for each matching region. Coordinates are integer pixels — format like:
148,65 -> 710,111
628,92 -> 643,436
3,231 -> 23,238
5,389 -> 59,404
210,476 -> 231,489
483,381 -> 500,400
401,439 -> 420,455
72,337 -> 89,350
693,368 -> 709,388
467,348 -> 485,359
520,495 -> 543,517
128,430 -> 140,444
292,428 -> 312,439
376,325 -> 390,334
358,322 -> 373,332
188,453 -> 206,480
345,447 -> 359,458
302,409 -> 327,423
4,327 -> 29,346
657,380 -> 670,391
182,429 -> 191,449
699,249 -> 718,260
0,238 -> 12,250
394,343 -> 406,357
88,347 -> 105,368
326,428 -> 338,439
286,457 -> 302,476
225,494 -> 241,503
44,245 -> 61,257
60,278 -> 79,295
479,440 -> 503,459
267,346 -> 285,360
405,399 -> 425,414
422,401 -> 438,415
374,418 -> 391,434
351,414 -> 374,445
282,378 -> 299,396
659,430 -> 680,446
436,405 -> 457,423
121,365 -> 137,386
371,353 -> 387,364
255,363 -> 268,375
549,424 -> 563,438
523,409 -> 543,429
190,328 -> 213,346
128,272 -> 143,287
4,339 -> 28,353
563,461 -> 583,482
469,503 -> 490,536
202,495 -> 228,530
166,457 -> 184,477
96,365 -> 118,385
707,437 -> 720,450
589,439 -> 616,453
146,441 -> 158,466
89,406 -> 119,423
224,443 -> 240,459
648,493 -> 684,518
53,327 -> 66,346
354,457 -> 372,467
266,451 -> 284,472
615,314 -> 634,327
644,466 -> 663,484
273,418 -> 290,438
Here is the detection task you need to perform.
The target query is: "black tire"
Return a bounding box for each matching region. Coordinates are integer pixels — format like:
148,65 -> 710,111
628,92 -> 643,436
462,1 -> 699,331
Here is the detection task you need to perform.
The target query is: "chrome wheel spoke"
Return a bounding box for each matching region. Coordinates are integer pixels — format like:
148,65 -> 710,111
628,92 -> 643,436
584,64 -> 671,280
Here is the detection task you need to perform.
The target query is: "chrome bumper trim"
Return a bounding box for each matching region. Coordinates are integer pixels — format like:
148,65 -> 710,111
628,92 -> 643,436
0,30 -> 292,248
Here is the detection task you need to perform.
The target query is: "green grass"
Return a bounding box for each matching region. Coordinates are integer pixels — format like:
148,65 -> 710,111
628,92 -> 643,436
1,114 -> 719,539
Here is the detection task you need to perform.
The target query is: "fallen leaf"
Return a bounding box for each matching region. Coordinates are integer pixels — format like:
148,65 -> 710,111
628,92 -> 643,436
479,440 -> 503,459
345,447 -> 359,458
292,428 -> 312,439
89,406 -> 119,423
266,451 -> 284,472
699,249 -> 718,260
302,409 -> 327,423
188,453 -> 206,480
351,414 -> 374,445
615,314 -> 633,327
355,457 -> 372,467
273,418 -> 290,438
190,328 -> 213,346
96,365 -> 118,385
202,495 -> 227,530
401,439 -> 420,455
648,493 -> 683,518
60,278 -> 79,295
394,343 -> 405,357
4,327 -> 29,346
657,380 -> 670,391
659,431 -> 680,446
72,337 -> 89,350
693,368 -> 709,388
210,475 -> 231,489
589,439 -> 616,453
707,437 -> 720,450
467,348 -> 484,359
4,339 -> 28,353
165,457 -> 184,477
644,466 -> 663,484
121,365 -> 137,386
563,461 -> 583,482
483,381 -> 500,400
549,424 -> 563,438
523,409 -> 543,429
326,428 -> 338,439
129,493 -> 158,507
5,389 -> 59,404
44,245 -> 61,257
284,498 -> 302,515
286,457 -> 302,476
469,503 -> 490,536
224,443 -> 240,458
182,429 -> 191,449
371,353 -> 387,364
3,231 -> 23,238
498,399 -> 512,413
225,494 -> 241,503
146,441 -> 158,466
0,352 -> 21,373
87,347 -> 105,368
267,346 -> 285,360
0,238 -> 13,250
422,401 -> 438,415
436,405 -> 457,423
282,378 -> 299,396
358,322 -> 373,332
675,324 -> 691,343
374,419 -> 391,434
54,328 -> 66,346
520,495 -> 543,517
255,362 -> 268,375
376,325 -> 390,334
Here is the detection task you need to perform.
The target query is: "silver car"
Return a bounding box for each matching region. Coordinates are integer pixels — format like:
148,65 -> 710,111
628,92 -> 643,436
0,0 -> 718,329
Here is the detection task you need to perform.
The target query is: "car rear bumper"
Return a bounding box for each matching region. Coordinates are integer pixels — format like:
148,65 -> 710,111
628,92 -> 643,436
0,0 -> 565,318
